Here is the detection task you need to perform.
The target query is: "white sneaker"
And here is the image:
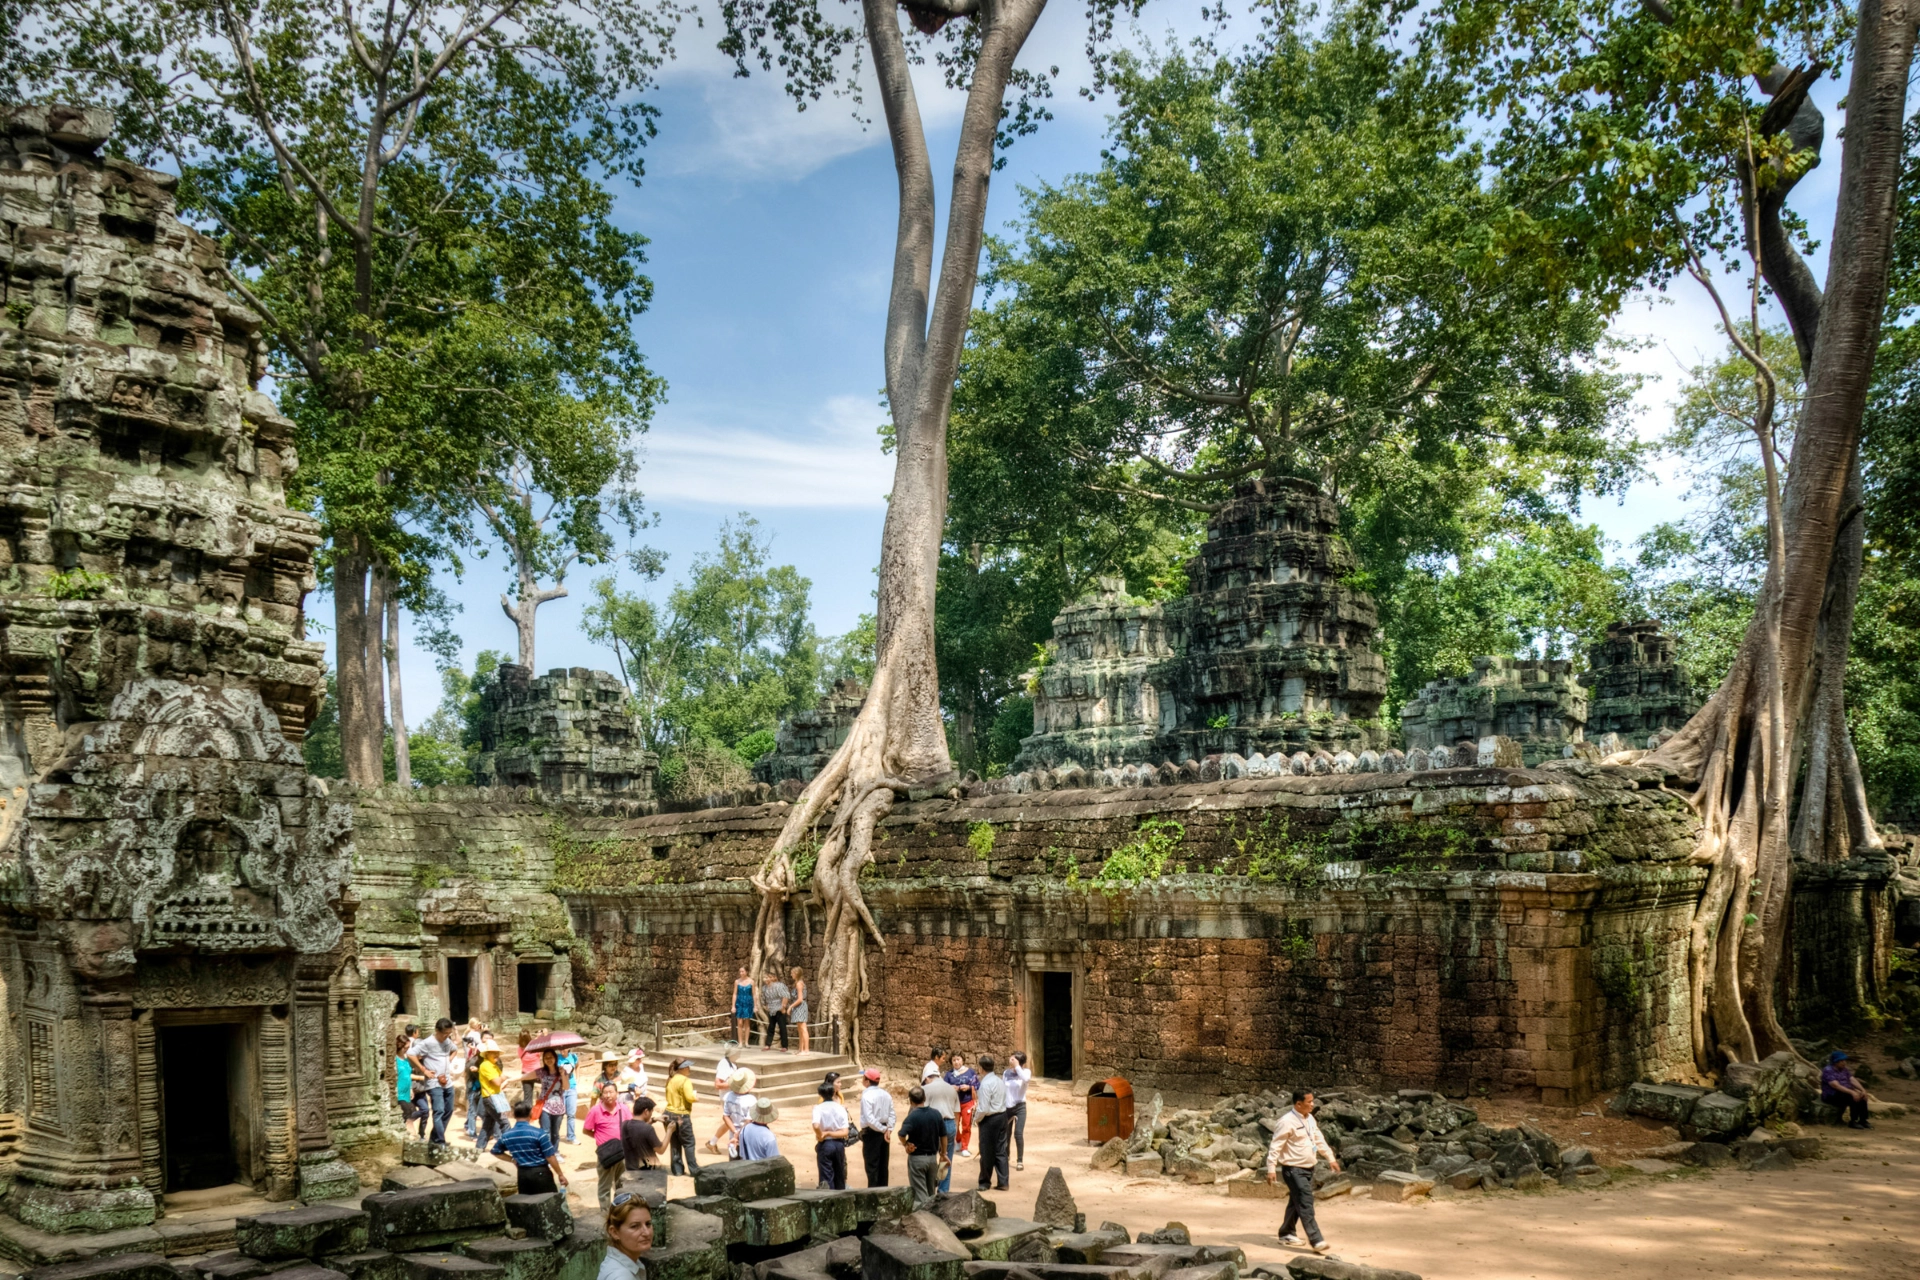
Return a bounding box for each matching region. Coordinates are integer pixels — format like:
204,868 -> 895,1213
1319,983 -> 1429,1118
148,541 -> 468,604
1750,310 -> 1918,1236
1278,1234 -> 1301,1247
1311,1242 -> 1332,1255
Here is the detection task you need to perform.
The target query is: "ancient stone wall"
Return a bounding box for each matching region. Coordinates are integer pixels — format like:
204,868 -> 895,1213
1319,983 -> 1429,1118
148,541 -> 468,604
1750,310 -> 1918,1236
1400,657 -> 1588,766
1581,620 -> 1700,744
472,665 -> 655,797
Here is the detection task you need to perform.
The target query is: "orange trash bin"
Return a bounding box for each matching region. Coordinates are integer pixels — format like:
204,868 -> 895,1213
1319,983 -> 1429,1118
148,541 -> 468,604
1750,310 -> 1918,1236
1086,1077 -> 1135,1143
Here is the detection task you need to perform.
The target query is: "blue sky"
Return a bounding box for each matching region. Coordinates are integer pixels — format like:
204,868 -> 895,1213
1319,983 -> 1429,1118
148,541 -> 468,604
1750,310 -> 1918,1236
363,4 -> 1848,722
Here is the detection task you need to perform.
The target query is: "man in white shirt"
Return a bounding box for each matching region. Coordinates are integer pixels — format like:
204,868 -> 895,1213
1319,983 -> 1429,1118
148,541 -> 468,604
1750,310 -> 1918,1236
857,1068 -> 896,1187
409,1018 -> 458,1144
811,1081 -> 852,1189
1264,1089 -> 1339,1254
972,1054 -> 1011,1191
1003,1052 -> 1032,1171
921,1067 -> 960,1193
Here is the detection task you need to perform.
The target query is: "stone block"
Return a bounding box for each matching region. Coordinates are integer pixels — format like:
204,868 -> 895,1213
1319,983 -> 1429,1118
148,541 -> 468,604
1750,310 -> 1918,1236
1558,1165 -> 1609,1189
1446,1163 -> 1492,1190
443,1163 -> 519,1195
384,1168 -> 456,1193
1161,1266 -> 1235,1280
1089,1140 -> 1128,1172
850,1185 -> 914,1227
672,1197 -> 748,1245
1745,1149 -> 1796,1173
1222,1179 -> 1282,1200
365,1181 -> 507,1251
322,1256 -> 409,1280
464,1228 -> 605,1280
1621,1083 -> 1708,1124
1681,1142 -> 1733,1168
963,1266 -> 1141,1280
403,1142 -> 460,1168
788,1189 -> 859,1240
502,1194 -> 572,1243
694,1158 -> 796,1203
1046,1228 -> 1130,1265
1121,1153 -> 1162,1179
1684,1092 -> 1748,1139
235,1204 -> 372,1260
861,1234 -> 969,1280
656,1205 -> 728,1253
740,1199 -> 813,1248
397,1255 -> 502,1280
1030,1170 -> 1077,1231
1370,1172 -> 1434,1203
1259,1258 -> 1423,1280
1621,1159 -> 1676,1175
322,1255 -> 409,1280
1782,1137 -> 1823,1160
272,1268 -> 352,1280
887,1211 -> 972,1259
961,1219 -> 1053,1264
753,1242 -> 839,1280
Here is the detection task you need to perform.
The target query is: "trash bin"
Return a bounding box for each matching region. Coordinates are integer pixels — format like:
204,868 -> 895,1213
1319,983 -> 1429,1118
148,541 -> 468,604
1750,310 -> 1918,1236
1086,1076 -> 1135,1143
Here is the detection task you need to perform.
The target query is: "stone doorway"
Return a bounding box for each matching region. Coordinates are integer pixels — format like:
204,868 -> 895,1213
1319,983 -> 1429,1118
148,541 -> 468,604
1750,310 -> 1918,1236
446,956 -> 473,1023
158,1021 -> 257,1192
1035,971 -> 1076,1080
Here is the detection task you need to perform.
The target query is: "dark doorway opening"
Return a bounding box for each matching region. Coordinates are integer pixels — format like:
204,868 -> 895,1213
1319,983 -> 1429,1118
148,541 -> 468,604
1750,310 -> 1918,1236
371,969 -> 411,1014
446,957 -> 472,1024
518,963 -> 553,1015
160,1023 -> 246,1190
1039,971 -> 1074,1080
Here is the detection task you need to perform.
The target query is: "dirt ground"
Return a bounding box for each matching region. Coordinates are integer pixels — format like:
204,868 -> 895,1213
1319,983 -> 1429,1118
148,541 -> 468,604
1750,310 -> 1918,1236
540,1042 -> 1920,1280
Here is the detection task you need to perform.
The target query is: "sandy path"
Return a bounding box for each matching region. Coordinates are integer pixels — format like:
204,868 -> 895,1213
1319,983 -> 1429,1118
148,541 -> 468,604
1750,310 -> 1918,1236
545,1062 -> 1920,1280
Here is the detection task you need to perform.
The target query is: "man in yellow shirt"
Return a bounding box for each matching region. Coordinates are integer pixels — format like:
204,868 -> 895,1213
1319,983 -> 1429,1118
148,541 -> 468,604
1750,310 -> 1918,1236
663,1057 -> 700,1174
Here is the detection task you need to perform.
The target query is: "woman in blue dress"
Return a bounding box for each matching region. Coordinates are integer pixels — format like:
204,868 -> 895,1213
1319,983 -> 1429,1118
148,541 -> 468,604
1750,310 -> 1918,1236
733,967 -> 756,1046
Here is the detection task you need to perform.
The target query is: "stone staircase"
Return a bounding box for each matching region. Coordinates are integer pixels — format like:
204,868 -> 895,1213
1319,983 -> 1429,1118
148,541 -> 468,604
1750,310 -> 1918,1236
675,1044 -> 857,1114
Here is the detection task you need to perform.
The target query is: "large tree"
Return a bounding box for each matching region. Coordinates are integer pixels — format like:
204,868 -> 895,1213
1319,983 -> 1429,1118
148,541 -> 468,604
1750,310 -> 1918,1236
10,0 -> 668,784
1442,0 -> 1915,1069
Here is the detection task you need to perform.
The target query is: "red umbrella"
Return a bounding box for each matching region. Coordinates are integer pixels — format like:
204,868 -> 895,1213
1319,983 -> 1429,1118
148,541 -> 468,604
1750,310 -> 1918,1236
525,1030 -> 587,1052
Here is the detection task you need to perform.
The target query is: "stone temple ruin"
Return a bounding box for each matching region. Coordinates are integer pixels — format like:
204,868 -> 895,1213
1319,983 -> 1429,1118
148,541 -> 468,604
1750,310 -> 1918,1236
0,105 -> 378,1240
754,678 -> 868,786
1581,619 -> 1700,744
1398,656 -> 1589,767
472,663 -> 657,796
1013,477 -> 1388,773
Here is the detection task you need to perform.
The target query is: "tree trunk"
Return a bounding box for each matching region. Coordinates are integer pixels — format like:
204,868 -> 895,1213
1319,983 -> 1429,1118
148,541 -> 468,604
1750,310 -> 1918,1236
1653,0 -> 1917,1069
386,583 -> 412,789
500,546 -> 564,671
746,0 -> 1048,1062
332,539 -> 385,785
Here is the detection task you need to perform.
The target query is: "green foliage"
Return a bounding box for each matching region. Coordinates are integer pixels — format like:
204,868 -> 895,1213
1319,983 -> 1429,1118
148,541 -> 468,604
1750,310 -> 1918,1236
790,845 -> 818,886
47,568 -> 113,600
1207,714 -> 1231,731
413,862 -> 456,893
968,822 -> 996,861
1093,818 -> 1186,884
304,674 -> 344,779
733,729 -> 779,767
583,517 -> 821,753
822,613 -> 877,686
549,818 -> 640,892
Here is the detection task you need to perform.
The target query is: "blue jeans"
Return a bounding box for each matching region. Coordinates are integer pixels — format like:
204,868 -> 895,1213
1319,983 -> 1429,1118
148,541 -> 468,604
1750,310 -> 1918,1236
939,1119 -> 956,1192
426,1085 -> 455,1144
563,1088 -> 578,1143
465,1079 -> 482,1136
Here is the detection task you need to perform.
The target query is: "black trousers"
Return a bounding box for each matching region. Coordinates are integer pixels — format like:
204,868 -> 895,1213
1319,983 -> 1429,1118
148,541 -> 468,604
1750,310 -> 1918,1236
860,1129 -> 891,1186
516,1163 -> 558,1196
765,1012 -> 790,1049
816,1138 -> 848,1189
975,1111 -> 1010,1190
1826,1091 -> 1870,1125
667,1112 -> 700,1175
1278,1165 -> 1321,1244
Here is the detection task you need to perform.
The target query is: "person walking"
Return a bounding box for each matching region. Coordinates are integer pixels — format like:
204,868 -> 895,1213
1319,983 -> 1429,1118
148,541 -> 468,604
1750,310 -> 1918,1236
921,1067 -> 960,1194
733,968 -> 756,1045
533,1049 -> 569,1147
1822,1051 -> 1872,1127
1004,1052 -> 1032,1172
740,1098 -> 781,1160
899,1085 -> 945,1209
945,1054 -> 979,1158
763,972 -> 792,1052
394,1035 -> 417,1130
599,1195 -> 653,1280
584,1081 -> 634,1210
493,1098 -> 571,1196
558,1043 -> 582,1144
811,1080 -> 851,1189
972,1055 -> 1010,1192
717,1069 -> 758,1158
663,1058 -> 701,1175
477,1039 -> 507,1146
1265,1089 -> 1339,1254
462,1020 -> 485,1138
789,968 -> 811,1053
409,1019 -> 458,1145
857,1067 -> 895,1187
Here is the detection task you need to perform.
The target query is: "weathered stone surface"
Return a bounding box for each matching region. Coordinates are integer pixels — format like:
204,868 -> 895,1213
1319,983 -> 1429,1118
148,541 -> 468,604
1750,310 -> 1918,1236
885,1211 -> 972,1259
196,1251 -> 273,1280
1160,1264 -> 1235,1280
1131,1229 -> 1190,1248
740,1199 -> 813,1248
1718,1052 -> 1816,1126
1685,1092 -> 1748,1138
788,1190 -> 860,1241
1402,656 -> 1586,767
1621,1159 -> 1676,1175
473,666 -> 655,798
405,1143 -> 461,1169
24,1253 -> 181,1280
365,1181 -> 507,1251
656,1204 -> 727,1252
234,1204 -> 371,1260
1046,1228 -> 1130,1266
1369,1172 -> 1434,1203
502,1194 -> 572,1244
270,1267 -> 352,1280
1681,1142 -> 1733,1168
1558,1165 -> 1609,1189
962,1220 -> 1054,1264
396,1255 -> 501,1280
1622,1083 -> 1709,1123
1745,1149 -> 1797,1173
1257,1257 -> 1423,1280
753,680 -> 867,787
849,1186 -> 914,1227
1089,1140 -> 1128,1172
386,1168 -> 458,1192
1121,1153 -> 1163,1179
322,1254 -> 410,1280
694,1158 -> 797,1204
962,1265 -> 1142,1280
1030,1171 -> 1077,1231
861,1234 -> 970,1280
461,1228 -> 604,1280
443,1163 -> 518,1195
932,1192 -> 996,1236
1581,621 -> 1698,743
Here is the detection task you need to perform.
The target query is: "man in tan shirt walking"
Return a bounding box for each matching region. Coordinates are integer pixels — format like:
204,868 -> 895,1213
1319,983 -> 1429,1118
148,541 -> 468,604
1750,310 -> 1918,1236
1265,1088 -> 1339,1254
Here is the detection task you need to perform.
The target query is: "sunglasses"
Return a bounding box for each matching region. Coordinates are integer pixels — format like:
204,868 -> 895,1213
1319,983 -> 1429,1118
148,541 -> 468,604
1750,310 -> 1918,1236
612,1191 -> 653,1209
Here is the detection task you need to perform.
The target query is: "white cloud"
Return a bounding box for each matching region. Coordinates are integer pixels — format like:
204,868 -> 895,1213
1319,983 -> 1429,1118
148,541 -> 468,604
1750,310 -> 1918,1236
639,394 -> 895,508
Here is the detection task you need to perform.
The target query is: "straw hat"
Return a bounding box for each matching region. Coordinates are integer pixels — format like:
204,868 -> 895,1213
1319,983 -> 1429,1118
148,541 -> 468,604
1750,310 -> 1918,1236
601,1050 -> 623,1064
728,1068 -> 757,1093
752,1098 -> 777,1123
479,1037 -> 502,1057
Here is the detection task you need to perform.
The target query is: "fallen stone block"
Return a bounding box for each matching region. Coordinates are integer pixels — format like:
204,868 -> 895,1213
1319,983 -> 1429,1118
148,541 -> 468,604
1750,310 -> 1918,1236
1782,1137 -> 1823,1160
1369,1172 -> 1434,1203
788,1190 -> 859,1241
963,1265 -> 1141,1280
963,1219 -> 1054,1264
441,1163 -> 517,1196
1622,1159 -> 1676,1175
648,1239 -> 728,1280
1315,1178 -> 1355,1199
1557,1147 -> 1595,1170
850,1186 -> 915,1228
861,1233 -> 970,1280
192,1252 -> 273,1280
1621,1083 -> 1708,1124
1046,1228 -> 1129,1265
673,1197 -> 749,1246
365,1182 -> 507,1252
1681,1142 -> 1733,1168
1132,1228 -> 1188,1247
403,1142 -> 460,1169
1256,1258 -> 1423,1280
1161,1265 -> 1234,1280
1089,1141 -> 1129,1173
385,1167 -> 457,1193
236,1204 -> 373,1260
323,1255 -> 410,1280
397,1255 -> 501,1280
1685,1092 -> 1749,1139
272,1267 -> 352,1280
695,1158 -> 796,1204
458,1238 -> 564,1280
1445,1164 -> 1491,1191
1223,1180 -> 1283,1201
1745,1148 -> 1796,1172
1030,1170 -> 1077,1231
753,1242 -> 838,1280
1510,1170 -> 1545,1191
27,1257 -> 187,1280
1121,1154 -> 1162,1179
888,1211 -> 972,1259
1558,1166 -> 1609,1189
656,1205 -> 728,1253
502,1194 -> 571,1244
740,1200 -> 813,1249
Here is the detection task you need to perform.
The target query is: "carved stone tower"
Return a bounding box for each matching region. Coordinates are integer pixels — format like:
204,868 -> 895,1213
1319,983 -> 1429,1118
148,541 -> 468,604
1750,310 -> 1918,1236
1400,655 -> 1589,766
0,105 -> 376,1235
473,664 -> 657,796
1581,619 -> 1699,744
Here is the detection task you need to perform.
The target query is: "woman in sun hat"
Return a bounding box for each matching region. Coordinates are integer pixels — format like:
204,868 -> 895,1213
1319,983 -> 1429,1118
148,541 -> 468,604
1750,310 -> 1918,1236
621,1046 -> 649,1100
716,1067 -> 758,1158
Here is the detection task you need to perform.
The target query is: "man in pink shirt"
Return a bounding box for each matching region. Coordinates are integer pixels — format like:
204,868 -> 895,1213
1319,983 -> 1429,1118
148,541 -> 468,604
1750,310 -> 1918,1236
584,1080 -> 634,1209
